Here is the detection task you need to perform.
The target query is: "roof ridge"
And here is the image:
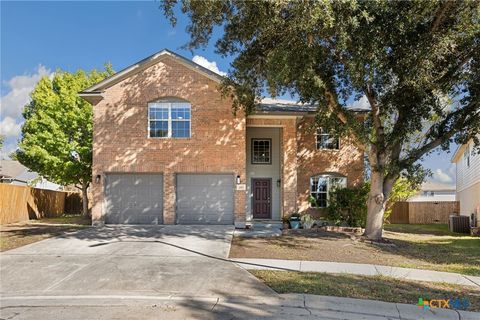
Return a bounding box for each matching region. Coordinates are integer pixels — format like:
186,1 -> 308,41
80,49 -> 224,94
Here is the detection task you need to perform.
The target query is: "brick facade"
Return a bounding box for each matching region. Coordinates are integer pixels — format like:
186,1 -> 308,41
89,54 -> 363,225
91,56 -> 246,225
296,117 -> 364,217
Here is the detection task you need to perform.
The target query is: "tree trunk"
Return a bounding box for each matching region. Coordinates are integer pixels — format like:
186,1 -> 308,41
364,171 -> 386,240
81,181 -> 89,217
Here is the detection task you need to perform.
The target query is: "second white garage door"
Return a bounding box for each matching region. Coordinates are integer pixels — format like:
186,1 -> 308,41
176,174 -> 234,224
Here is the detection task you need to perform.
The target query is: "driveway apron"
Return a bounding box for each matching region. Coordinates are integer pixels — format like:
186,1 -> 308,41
0,225 -> 274,298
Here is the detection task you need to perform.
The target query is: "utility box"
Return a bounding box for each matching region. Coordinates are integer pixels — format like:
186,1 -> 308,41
448,215 -> 470,234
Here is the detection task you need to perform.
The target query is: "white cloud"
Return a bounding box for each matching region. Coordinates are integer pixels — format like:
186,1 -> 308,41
350,95 -> 371,110
432,168 -> 453,184
0,116 -> 22,138
0,65 -> 51,159
1,141 -> 18,160
0,65 -> 51,120
192,55 -> 227,76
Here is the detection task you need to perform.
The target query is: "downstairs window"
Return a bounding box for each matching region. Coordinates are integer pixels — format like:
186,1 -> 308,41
310,174 -> 347,208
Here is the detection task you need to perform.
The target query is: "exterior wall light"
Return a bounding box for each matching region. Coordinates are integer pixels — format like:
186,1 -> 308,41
236,175 -> 241,184
277,179 -> 281,187
95,174 -> 101,184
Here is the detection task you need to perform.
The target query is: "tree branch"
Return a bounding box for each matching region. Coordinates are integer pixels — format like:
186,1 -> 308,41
364,85 -> 387,170
324,87 -> 368,148
398,100 -> 479,167
431,0 -> 455,32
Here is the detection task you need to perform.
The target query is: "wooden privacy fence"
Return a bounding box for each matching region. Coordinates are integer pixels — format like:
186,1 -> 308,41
0,184 -> 82,225
390,201 -> 460,224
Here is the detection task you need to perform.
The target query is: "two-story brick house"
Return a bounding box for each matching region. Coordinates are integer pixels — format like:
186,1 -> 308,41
80,49 -> 364,227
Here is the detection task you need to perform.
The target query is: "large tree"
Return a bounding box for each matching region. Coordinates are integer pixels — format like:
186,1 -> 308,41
16,66 -> 114,216
161,0 -> 480,239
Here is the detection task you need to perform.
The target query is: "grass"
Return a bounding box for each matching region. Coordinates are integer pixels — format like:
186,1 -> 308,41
251,270 -> 480,312
30,214 -> 91,225
0,214 -> 90,252
230,224 -> 480,276
384,224 -> 480,275
384,223 -> 455,236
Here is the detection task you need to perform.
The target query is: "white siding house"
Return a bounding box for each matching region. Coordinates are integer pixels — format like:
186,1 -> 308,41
451,136 -> 480,216
408,182 -> 456,202
0,160 -> 62,191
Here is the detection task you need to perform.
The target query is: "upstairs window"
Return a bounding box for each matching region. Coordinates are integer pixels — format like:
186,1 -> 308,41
252,139 -> 272,164
310,174 -> 347,208
148,101 -> 191,138
316,128 -> 339,150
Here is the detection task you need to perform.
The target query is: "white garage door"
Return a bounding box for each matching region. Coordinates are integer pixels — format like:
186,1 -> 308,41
176,174 -> 234,224
105,173 -> 163,224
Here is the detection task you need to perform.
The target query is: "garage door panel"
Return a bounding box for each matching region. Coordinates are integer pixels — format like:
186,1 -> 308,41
105,173 -> 163,224
176,174 -> 234,225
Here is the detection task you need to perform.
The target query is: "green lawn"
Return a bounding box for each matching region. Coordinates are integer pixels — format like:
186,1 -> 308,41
230,223 -> 480,276
384,224 -> 480,275
251,270 -> 480,312
384,223 -> 454,236
31,214 -> 91,225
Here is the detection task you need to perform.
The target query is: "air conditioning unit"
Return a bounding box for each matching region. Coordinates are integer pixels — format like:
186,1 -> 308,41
449,215 -> 470,233
471,213 -> 477,228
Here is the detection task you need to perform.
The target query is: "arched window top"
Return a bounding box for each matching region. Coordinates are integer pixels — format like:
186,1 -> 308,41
310,173 -> 347,208
150,96 -> 190,104
148,99 -> 191,138
312,172 -> 346,179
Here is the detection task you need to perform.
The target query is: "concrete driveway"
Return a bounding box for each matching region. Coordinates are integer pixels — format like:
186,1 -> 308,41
0,225 -> 277,319
0,225 -> 272,297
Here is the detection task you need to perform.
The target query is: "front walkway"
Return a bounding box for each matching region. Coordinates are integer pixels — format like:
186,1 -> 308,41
232,258 -> 480,288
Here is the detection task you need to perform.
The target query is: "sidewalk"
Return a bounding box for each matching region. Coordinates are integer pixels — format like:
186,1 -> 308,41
1,294 -> 478,319
232,258 -> 480,288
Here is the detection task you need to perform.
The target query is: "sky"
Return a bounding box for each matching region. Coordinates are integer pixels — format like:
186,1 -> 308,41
0,1 -> 457,188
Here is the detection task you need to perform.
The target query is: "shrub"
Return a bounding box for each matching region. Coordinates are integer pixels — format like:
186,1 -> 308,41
301,214 -> 315,229
326,185 -> 369,227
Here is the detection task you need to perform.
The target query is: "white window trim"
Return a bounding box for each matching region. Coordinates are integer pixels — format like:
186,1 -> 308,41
315,128 -> 340,150
148,102 -> 191,139
464,144 -> 471,167
251,138 -> 272,164
310,174 -> 347,208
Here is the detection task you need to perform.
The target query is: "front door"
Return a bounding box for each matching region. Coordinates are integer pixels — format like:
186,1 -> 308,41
252,178 -> 271,219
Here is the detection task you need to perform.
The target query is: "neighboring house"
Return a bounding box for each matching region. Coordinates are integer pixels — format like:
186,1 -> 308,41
0,160 -> 62,190
408,182 -> 456,202
79,49 -> 364,227
452,136 -> 480,217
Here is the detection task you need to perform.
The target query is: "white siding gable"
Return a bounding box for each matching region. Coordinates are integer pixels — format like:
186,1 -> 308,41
456,139 -> 480,192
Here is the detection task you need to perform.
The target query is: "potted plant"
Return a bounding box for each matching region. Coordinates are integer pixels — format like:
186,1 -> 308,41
289,212 -> 301,229
281,216 -> 290,229
301,214 -> 315,229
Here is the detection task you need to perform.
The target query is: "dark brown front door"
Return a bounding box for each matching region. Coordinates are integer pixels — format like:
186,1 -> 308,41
252,178 -> 271,219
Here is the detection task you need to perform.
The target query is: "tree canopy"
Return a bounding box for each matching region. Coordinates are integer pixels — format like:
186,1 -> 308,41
161,0 -> 479,239
16,66 -> 114,215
